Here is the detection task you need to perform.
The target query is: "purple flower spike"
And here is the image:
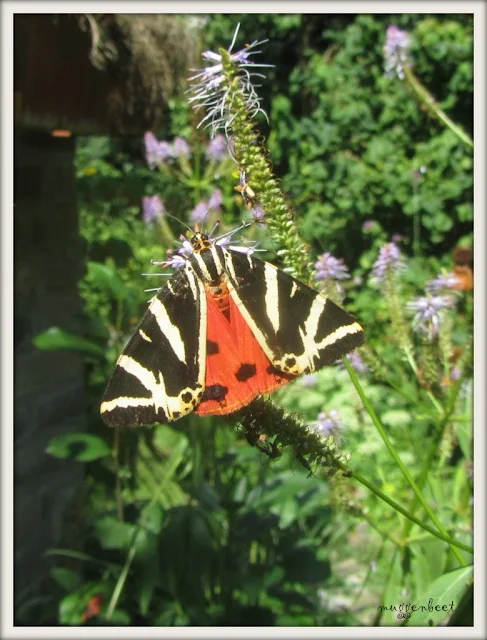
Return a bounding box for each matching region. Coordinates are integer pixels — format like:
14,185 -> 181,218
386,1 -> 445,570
144,132 -> 172,169
426,272 -> 461,292
188,23 -> 273,136
173,137 -> 191,158
190,201 -> 210,224
208,189 -> 223,211
370,242 -> 406,284
315,252 -> 350,282
143,195 -> 166,224
384,25 -> 411,79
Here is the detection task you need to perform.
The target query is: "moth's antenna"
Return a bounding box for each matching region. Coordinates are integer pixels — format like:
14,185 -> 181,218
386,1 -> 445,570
213,220 -> 252,242
208,220 -> 221,238
163,212 -> 193,234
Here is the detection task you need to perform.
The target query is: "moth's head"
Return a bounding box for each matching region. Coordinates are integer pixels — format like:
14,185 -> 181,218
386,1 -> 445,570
188,231 -> 212,253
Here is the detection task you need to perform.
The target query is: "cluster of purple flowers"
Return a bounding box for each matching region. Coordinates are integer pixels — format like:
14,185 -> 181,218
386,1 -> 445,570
144,132 -> 175,169
407,294 -> 456,339
315,410 -> 344,438
190,189 -> 223,224
205,134 -> 228,161
144,132 -> 229,170
315,252 -> 350,282
336,351 -> 369,374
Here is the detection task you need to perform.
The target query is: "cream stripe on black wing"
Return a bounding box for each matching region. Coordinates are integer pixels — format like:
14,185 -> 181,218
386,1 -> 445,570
223,249 -> 364,375
100,266 -> 206,427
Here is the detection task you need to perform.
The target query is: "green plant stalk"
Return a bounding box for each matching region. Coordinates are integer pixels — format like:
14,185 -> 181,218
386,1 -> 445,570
106,545 -> 137,620
340,464 -> 471,554
403,66 -> 473,149
373,547 -> 399,625
412,178 -> 421,258
220,49 -> 312,282
399,365 -> 471,546
351,539 -> 386,608
113,427 -> 124,522
385,273 -> 443,417
106,441 -> 190,620
343,357 -> 469,564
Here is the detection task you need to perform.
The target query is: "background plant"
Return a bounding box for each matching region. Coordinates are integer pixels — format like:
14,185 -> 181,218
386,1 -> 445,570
26,13 -> 473,627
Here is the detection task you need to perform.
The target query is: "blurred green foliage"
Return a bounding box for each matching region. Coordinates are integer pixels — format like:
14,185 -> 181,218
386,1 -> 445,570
23,13 -> 473,628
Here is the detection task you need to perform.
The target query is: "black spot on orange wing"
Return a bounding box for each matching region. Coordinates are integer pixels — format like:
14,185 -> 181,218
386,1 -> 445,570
207,340 -> 220,355
201,384 -> 228,403
235,363 -> 257,382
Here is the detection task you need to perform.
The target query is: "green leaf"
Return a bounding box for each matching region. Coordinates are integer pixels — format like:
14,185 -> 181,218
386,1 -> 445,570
33,327 -> 105,358
46,433 -> 111,461
381,409 -> 412,429
95,517 -> 138,551
405,565 -> 473,626
411,548 -> 431,596
50,567 -> 81,592
87,261 -> 128,302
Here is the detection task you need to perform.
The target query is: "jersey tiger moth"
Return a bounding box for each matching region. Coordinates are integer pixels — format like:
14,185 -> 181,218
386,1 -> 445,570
100,226 -> 365,427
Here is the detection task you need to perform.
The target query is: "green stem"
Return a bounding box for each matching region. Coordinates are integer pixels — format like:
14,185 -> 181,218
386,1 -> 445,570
343,358 -> 468,564
343,465 -> 471,554
412,178 -> 421,258
403,67 -> 473,149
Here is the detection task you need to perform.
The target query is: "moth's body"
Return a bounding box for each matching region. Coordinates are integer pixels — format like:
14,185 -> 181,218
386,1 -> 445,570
100,231 -> 364,427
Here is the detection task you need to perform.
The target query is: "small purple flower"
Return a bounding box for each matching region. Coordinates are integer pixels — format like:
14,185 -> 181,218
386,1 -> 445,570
252,204 -> 266,224
337,351 -> 369,374
315,252 -> 350,282
450,366 -> 462,382
392,234 -> 403,244
362,220 -> 375,231
407,294 -> 456,338
208,189 -> 223,211
300,373 -> 317,388
172,137 -> 191,158
370,242 -> 406,284
143,195 -> 165,224
190,201 -> 210,224
144,132 -> 172,169
384,25 -> 411,80
315,410 -> 344,437
206,134 -> 228,161
426,272 -> 461,292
